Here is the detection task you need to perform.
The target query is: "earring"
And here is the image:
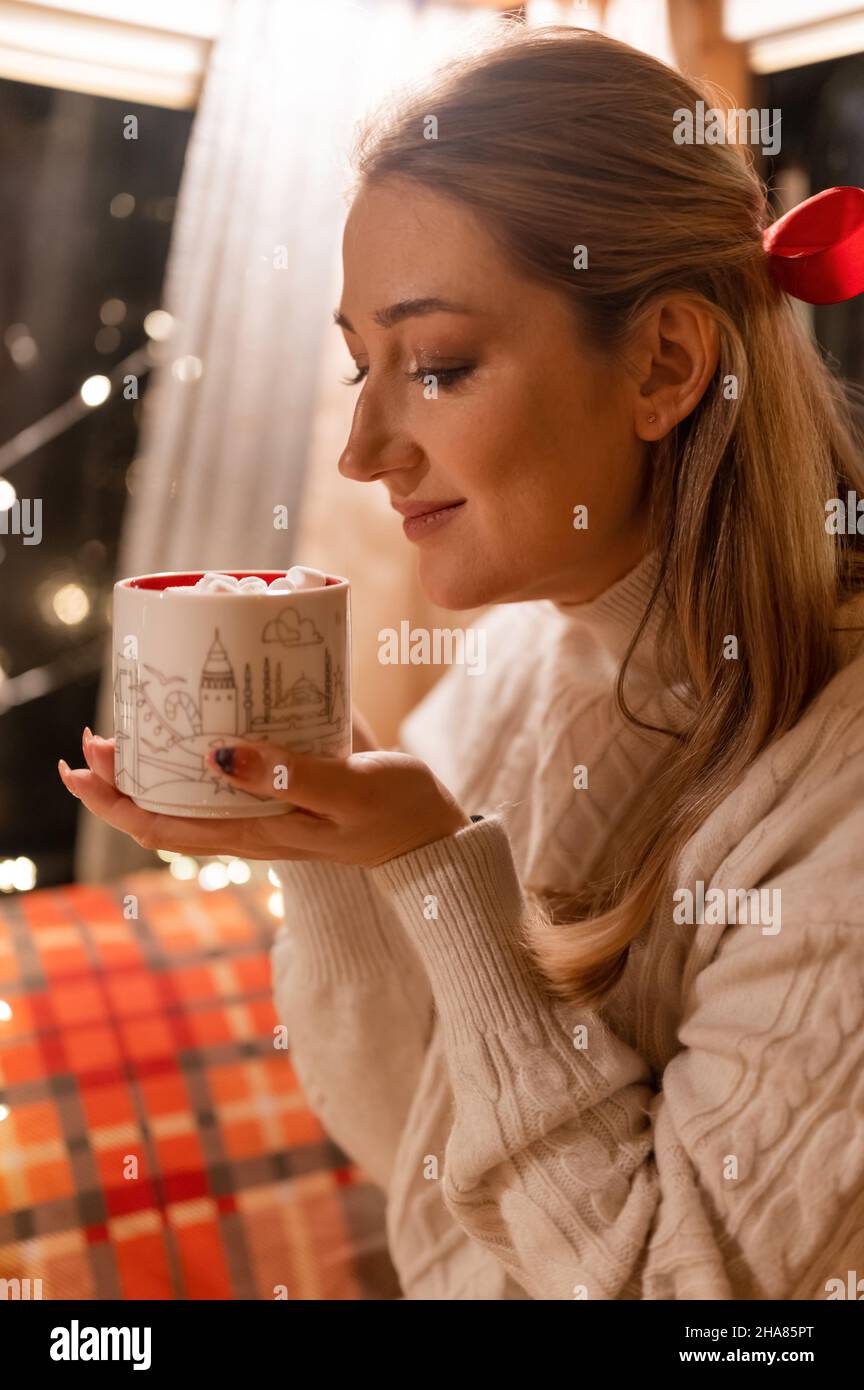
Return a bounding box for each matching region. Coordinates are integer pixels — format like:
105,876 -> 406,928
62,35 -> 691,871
647,413 -> 657,423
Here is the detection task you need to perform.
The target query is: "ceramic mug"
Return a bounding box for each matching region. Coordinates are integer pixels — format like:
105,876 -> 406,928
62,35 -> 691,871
112,570 -> 351,817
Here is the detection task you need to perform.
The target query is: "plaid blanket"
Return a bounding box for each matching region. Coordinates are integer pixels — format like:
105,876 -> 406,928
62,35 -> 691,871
0,869 -> 401,1300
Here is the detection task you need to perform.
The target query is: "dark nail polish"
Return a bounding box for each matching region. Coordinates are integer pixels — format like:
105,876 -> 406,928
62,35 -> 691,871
213,746 -> 236,774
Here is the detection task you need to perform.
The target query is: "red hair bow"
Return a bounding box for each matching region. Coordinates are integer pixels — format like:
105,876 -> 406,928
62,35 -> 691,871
762,186 -> 864,305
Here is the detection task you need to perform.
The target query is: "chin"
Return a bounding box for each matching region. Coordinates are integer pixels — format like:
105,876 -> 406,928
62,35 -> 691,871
418,559 -> 500,612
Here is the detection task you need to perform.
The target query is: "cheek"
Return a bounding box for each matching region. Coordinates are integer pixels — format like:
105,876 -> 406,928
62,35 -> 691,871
417,355 -> 632,525
465,374 -> 638,551
410,388 -> 522,499
425,365 -> 557,479
453,368 -> 594,511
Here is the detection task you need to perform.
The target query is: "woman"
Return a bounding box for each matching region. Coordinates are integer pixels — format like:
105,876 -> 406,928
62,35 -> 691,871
60,24 -> 864,1300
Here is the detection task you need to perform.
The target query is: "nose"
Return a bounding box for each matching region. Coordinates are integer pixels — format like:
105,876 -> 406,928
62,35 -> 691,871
337,382 -> 425,485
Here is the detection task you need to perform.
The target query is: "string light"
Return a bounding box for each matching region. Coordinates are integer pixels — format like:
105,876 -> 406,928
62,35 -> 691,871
171,354 -> 203,383
268,890 -> 284,918
0,857 -> 37,892
0,347 -> 150,474
169,857 -> 198,881
158,853 -> 253,884
109,193 -> 135,218
143,310 -> 174,342
80,375 -> 111,407
0,1000 -> 12,1022
199,862 -> 230,891
4,324 -> 38,368
100,298 -> 126,326
0,480 -> 15,511
52,584 -> 90,626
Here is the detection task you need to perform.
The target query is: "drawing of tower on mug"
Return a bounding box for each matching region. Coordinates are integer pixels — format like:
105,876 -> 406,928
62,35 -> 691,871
113,606 -> 348,801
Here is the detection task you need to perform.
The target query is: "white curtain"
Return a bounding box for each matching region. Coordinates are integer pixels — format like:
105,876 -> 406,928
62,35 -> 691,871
76,0 -> 503,880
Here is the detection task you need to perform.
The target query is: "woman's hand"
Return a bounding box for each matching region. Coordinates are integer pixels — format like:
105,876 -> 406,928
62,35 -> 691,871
58,728 -> 471,868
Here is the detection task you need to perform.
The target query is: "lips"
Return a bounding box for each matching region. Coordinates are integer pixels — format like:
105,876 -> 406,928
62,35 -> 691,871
391,498 -> 466,520
398,499 -> 466,542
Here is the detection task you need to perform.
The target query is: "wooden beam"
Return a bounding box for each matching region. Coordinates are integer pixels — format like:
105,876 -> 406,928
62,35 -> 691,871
668,0 -> 750,106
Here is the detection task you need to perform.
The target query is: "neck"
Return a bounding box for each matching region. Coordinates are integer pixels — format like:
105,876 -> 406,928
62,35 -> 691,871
552,546 -> 663,626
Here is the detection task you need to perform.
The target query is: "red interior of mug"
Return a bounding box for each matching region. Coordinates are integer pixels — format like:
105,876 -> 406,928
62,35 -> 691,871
122,572 -> 341,590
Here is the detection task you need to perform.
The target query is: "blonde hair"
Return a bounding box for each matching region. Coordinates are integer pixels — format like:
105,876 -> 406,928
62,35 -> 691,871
350,22 -> 864,1007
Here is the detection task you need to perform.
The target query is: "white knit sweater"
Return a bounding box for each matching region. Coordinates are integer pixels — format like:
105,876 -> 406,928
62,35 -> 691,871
271,551 -> 864,1300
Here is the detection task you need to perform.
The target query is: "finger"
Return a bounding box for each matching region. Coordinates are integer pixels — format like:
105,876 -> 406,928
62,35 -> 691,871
82,728 -> 116,784
206,740 -> 365,814
58,760 -> 337,859
60,760 -> 236,850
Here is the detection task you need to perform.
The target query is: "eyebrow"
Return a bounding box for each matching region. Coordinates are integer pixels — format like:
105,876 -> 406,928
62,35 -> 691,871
333,297 -> 473,333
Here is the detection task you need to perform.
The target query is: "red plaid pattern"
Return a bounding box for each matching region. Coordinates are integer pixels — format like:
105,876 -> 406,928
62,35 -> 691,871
0,870 -> 400,1300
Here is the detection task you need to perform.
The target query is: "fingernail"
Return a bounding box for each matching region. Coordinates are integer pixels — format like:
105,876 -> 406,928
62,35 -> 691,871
58,759 -> 81,797
210,745 -> 260,777
212,746 -> 235,775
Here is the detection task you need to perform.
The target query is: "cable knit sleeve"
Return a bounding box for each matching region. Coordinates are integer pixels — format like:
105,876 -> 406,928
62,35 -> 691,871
270,858 -> 435,1193
367,811 -> 864,1300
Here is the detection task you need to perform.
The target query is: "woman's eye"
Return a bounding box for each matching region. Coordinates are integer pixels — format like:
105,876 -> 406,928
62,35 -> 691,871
405,365 -> 474,389
340,364 -> 474,390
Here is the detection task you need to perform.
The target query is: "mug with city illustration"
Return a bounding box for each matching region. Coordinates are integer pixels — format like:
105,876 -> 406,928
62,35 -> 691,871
112,570 -> 351,816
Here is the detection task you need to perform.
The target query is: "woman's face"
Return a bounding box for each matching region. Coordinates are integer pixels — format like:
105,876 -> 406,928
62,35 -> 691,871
336,177 -> 651,610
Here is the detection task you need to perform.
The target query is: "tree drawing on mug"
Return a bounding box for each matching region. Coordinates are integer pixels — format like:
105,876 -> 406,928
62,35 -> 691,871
113,606 -> 348,804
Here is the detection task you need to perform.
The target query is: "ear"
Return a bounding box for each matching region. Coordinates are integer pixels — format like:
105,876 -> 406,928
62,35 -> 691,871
629,298 -> 720,441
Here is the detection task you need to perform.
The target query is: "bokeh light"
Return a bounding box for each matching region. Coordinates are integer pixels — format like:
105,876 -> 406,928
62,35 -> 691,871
80,375 -> 111,406
143,310 -> 174,342
52,584 -> 90,625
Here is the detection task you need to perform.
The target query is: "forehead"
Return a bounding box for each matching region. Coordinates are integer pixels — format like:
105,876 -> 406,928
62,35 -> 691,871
341,178 -> 517,308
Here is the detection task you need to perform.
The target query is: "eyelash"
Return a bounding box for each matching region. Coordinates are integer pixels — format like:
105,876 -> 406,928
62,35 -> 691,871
341,365 -> 474,390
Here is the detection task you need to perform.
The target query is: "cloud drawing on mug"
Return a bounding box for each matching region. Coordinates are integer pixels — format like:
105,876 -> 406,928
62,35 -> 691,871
262,608 -> 323,649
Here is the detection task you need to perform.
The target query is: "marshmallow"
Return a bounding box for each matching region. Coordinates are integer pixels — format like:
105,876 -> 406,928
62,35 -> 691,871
284,566 -> 327,591
165,568 -> 328,594
198,572 -> 240,593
